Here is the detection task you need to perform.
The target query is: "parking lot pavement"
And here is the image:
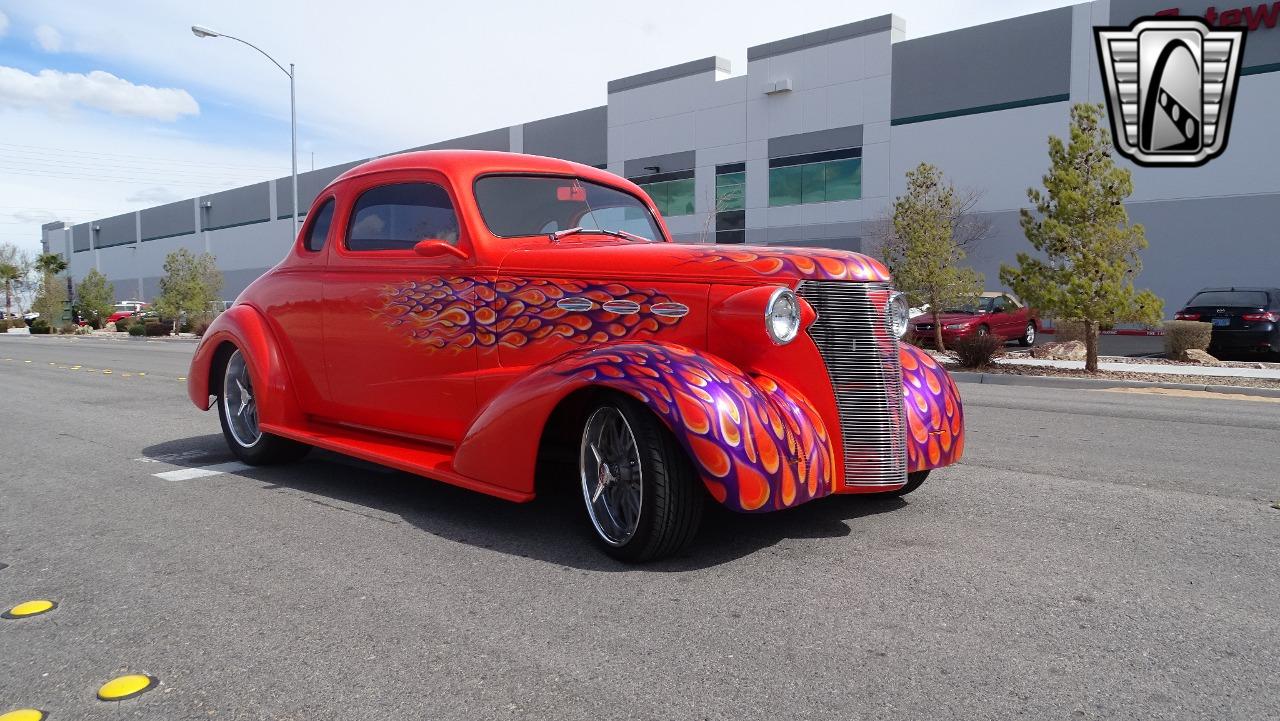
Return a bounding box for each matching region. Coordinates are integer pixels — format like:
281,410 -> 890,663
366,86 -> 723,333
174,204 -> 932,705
2,338 -> 1278,720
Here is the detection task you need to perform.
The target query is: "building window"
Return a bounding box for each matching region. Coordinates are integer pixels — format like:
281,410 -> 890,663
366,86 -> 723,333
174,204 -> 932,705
768,147 -> 861,207
714,163 -> 746,244
631,169 -> 695,217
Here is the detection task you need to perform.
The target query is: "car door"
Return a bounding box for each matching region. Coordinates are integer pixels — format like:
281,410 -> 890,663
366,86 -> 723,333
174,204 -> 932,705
319,173 -> 479,444
1002,295 -> 1029,339
989,296 -> 1016,339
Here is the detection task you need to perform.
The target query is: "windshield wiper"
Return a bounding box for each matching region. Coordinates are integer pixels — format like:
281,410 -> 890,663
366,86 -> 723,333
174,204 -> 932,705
549,227 -> 652,243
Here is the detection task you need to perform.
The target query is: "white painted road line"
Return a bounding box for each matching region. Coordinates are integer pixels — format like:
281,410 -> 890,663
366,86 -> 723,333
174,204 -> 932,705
153,461 -> 251,482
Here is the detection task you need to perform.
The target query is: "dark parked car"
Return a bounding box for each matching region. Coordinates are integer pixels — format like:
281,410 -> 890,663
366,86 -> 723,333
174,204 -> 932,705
1174,287 -> 1280,359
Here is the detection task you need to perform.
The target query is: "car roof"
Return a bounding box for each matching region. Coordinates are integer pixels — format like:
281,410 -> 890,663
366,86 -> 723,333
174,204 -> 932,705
1193,287 -> 1279,292
332,150 -> 619,189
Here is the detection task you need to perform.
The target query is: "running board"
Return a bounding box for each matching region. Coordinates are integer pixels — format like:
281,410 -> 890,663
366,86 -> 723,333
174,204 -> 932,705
260,420 -> 534,503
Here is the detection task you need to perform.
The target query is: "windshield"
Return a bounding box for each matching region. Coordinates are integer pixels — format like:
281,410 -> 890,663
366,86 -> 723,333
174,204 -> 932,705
944,297 -> 995,314
474,175 -> 664,241
1187,290 -> 1269,307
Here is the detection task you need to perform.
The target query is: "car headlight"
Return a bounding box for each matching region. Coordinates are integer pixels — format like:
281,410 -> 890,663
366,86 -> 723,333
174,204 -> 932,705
888,292 -> 910,339
765,287 -> 801,345
944,323 -> 970,330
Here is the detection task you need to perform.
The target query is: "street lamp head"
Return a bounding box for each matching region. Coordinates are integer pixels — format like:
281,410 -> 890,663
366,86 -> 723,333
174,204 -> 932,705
191,24 -> 220,38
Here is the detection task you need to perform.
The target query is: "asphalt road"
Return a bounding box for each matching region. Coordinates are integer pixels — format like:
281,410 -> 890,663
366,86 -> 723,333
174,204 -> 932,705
1,335 -> 1277,720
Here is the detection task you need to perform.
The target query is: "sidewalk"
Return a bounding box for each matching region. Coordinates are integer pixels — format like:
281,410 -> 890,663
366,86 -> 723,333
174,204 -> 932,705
994,357 -> 1280,380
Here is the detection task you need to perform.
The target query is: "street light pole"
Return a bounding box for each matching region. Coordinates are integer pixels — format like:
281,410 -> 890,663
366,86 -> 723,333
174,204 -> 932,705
191,25 -> 299,238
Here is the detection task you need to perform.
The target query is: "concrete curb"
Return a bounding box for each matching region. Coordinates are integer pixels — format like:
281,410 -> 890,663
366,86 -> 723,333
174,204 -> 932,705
951,370 -> 1280,399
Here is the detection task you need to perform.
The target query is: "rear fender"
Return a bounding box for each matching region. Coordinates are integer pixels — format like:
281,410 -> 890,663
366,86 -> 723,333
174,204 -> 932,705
453,342 -> 837,512
900,344 -> 964,471
186,305 -> 304,428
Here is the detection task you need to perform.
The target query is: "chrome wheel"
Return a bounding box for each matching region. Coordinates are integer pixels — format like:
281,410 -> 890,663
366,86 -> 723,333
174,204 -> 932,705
580,406 -> 643,547
1025,323 -> 1036,345
222,349 -> 261,448
976,325 -> 989,336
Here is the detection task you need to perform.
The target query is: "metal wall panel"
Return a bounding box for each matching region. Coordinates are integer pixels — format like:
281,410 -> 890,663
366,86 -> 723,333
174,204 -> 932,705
140,200 -> 195,241
623,150 -> 697,178
523,106 -> 608,166
275,161 -> 363,218
198,182 -> 271,231
72,223 -> 92,252
891,7 -> 1073,124
409,127 -> 510,152
768,126 -> 864,158
93,212 -> 137,249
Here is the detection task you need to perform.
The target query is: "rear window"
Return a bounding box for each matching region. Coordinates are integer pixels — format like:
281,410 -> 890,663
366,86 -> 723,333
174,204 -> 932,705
1186,290 -> 1269,307
474,175 -> 663,241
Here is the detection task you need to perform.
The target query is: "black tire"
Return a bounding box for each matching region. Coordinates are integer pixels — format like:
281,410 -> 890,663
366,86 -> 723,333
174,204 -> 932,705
578,395 -> 703,562
886,470 -> 930,496
216,348 -> 310,466
1018,321 -> 1036,347
975,324 -> 990,337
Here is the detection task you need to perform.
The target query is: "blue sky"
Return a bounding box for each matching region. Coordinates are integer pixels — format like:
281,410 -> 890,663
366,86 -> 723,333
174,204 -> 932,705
0,0 -> 1072,256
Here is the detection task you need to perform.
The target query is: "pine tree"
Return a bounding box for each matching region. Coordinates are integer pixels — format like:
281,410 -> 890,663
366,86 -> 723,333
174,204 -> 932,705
76,269 -> 116,326
157,249 -> 224,328
881,163 -> 983,351
1000,103 -> 1162,372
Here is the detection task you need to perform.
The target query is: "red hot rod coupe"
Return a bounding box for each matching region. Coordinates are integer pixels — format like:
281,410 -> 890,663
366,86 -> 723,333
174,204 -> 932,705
187,151 -> 964,561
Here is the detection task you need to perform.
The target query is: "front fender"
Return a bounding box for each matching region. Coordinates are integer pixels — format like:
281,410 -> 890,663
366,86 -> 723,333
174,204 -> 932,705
186,305 -> 304,428
900,344 -> 965,471
453,342 -> 837,513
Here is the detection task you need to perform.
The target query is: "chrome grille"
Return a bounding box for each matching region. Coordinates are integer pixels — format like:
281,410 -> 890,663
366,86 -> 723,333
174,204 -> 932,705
797,281 -> 907,487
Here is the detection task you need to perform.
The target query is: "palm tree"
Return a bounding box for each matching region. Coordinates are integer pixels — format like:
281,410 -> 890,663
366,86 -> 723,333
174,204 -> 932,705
1,262 -> 22,321
33,252 -> 70,325
35,252 -> 68,277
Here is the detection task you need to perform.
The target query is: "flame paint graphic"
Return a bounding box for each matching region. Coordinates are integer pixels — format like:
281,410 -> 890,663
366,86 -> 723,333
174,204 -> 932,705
551,343 -> 836,513
682,247 -> 892,283
375,277 -> 682,351
900,344 -> 964,471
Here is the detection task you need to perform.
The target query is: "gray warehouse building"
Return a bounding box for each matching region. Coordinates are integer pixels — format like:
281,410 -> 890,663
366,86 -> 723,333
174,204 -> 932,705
45,0 -> 1280,314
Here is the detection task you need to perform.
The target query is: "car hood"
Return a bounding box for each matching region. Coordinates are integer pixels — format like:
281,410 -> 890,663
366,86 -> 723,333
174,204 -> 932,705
918,311 -> 986,326
497,241 -> 891,285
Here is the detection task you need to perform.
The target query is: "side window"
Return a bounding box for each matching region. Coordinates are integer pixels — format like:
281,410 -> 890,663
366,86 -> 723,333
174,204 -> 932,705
991,297 -> 1008,313
303,198 -> 335,252
347,182 -> 459,251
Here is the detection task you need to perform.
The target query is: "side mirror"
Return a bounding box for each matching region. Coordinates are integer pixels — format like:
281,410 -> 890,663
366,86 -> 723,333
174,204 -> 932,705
413,239 -> 469,260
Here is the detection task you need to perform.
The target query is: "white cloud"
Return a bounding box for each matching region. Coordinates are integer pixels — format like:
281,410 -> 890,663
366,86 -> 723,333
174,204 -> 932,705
33,24 -> 62,52
0,66 -> 199,121
125,186 -> 181,204
0,11 -> 10,38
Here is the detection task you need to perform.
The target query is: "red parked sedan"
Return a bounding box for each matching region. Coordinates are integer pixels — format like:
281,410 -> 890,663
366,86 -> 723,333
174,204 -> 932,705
912,292 -> 1038,347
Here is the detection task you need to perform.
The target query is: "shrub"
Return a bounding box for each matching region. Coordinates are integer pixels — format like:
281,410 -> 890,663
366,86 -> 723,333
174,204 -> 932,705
191,319 -> 212,337
1164,320 -> 1212,360
952,333 -> 1005,369
1053,319 -> 1089,343
88,317 -> 104,330
29,318 -> 51,334
114,317 -> 132,332
128,323 -> 145,337
144,320 -> 173,337
58,322 -> 78,334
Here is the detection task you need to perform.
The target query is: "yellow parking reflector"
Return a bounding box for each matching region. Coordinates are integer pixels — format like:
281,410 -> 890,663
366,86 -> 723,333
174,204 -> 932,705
137,372 -> 145,376
70,365 -> 81,369
103,369 -> 112,374
2,600 -> 56,619
0,708 -> 47,721
22,360 -> 31,363
97,673 -> 157,701
177,376 -> 186,381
